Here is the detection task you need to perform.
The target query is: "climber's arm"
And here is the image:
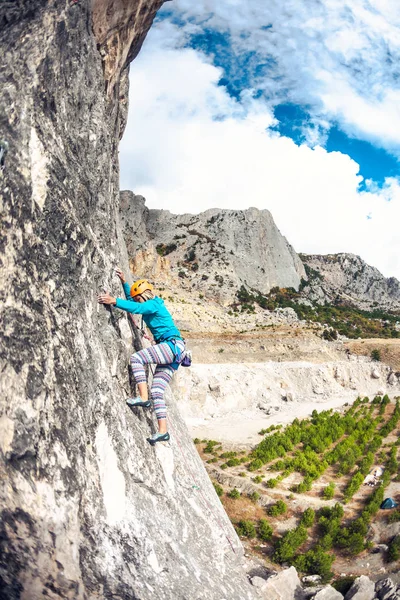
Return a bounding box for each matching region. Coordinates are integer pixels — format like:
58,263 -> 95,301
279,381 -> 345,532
115,297 -> 157,315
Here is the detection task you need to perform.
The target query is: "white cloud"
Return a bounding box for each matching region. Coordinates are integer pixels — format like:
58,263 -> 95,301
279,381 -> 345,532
157,0 -> 400,152
120,32 -> 400,280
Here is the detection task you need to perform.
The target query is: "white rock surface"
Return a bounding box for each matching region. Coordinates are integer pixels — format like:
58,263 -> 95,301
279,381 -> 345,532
254,567 -> 305,600
174,359 -> 400,444
313,587 -> 344,600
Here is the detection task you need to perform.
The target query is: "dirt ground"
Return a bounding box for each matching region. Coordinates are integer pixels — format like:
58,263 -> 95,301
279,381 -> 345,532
185,327 -> 345,364
346,339 -> 400,372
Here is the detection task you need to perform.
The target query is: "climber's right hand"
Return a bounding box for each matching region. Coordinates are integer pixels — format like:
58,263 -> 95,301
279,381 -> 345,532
115,267 -> 126,283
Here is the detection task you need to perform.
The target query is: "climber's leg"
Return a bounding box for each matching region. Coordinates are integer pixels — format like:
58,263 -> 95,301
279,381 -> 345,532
150,364 -> 175,433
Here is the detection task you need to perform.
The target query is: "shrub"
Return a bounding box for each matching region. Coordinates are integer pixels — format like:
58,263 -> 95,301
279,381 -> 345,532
343,471 -> 364,503
323,328 -> 338,341
248,459 -> 263,472
301,508 -> 315,528
253,475 -> 264,484
258,519 -> 273,541
388,510 -> 400,523
371,349 -> 381,362
268,500 -> 287,517
236,520 -> 256,538
220,451 -> 237,459
228,488 -> 241,499
388,535 -> 400,562
249,491 -> 260,503
265,478 -> 278,488
156,243 -> 177,256
323,482 -> 335,500
213,482 -> 223,497
226,458 -> 241,467
204,440 -> 220,453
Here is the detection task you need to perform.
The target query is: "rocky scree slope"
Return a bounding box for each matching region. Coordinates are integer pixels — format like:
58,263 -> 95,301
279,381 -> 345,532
120,191 -> 306,305
0,2 -> 256,599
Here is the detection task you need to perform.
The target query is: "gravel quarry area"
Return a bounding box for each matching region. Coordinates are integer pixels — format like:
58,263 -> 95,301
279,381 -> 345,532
173,356 -> 400,445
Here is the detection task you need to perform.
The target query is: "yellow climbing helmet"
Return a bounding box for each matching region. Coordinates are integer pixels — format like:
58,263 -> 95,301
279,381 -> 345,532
130,279 -> 154,298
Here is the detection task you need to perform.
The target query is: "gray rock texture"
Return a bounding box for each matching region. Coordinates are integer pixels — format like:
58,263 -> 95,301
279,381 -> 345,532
120,191 -> 306,305
345,576 -> 376,600
255,566 -> 305,600
375,578 -> 400,600
0,2 -> 256,599
300,254 -> 400,312
313,587 -> 344,600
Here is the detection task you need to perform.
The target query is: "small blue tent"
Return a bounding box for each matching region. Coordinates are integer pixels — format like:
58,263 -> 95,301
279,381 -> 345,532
380,498 -> 398,509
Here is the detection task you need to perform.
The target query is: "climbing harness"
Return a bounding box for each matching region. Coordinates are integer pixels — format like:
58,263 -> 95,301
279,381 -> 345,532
0,140 -> 9,170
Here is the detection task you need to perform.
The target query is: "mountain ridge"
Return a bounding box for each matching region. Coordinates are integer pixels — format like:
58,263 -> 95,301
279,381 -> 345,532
120,191 -> 400,315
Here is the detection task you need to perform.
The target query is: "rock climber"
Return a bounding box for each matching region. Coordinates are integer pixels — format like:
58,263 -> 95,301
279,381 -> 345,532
98,268 -> 185,445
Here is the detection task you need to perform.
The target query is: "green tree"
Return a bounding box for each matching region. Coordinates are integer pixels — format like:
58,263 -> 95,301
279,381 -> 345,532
273,526 -> 307,563
388,536 -> 400,562
294,547 -> 335,582
258,519 -> 273,541
323,482 -> 335,500
301,508 -> 315,528
236,520 -> 256,539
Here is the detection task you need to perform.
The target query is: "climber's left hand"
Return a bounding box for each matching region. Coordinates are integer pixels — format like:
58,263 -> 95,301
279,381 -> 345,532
98,292 -> 116,305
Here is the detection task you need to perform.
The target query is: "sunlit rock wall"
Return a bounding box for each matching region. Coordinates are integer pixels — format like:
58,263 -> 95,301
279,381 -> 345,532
0,2 -> 255,598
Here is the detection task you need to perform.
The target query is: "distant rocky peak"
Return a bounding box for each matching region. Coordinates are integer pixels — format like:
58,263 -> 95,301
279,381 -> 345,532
300,253 -> 400,311
120,191 -> 306,303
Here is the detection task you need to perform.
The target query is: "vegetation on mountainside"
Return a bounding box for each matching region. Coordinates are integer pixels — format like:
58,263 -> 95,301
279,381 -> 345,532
197,396 -> 400,580
233,285 -> 400,339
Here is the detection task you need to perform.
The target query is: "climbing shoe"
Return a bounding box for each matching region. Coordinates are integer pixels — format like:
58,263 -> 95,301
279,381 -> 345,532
147,432 -> 170,445
126,397 -> 151,408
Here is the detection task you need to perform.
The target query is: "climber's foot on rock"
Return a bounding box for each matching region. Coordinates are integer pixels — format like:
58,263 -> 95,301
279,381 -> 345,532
126,397 -> 151,408
147,432 -> 170,445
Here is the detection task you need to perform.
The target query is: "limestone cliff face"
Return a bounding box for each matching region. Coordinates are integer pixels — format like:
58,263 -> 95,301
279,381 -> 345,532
120,191 -> 306,305
0,3 -> 255,599
300,254 -> 400,312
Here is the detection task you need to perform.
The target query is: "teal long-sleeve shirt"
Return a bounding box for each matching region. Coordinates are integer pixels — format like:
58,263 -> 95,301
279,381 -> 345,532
115,282 -> 181,343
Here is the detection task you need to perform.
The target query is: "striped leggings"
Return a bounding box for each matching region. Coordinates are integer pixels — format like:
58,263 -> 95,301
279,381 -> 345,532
130,341 -> 183,421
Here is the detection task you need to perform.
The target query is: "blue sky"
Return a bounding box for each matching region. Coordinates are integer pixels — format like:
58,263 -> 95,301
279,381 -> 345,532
120,0 -> 400,279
